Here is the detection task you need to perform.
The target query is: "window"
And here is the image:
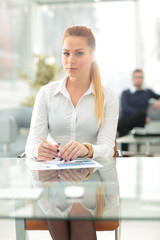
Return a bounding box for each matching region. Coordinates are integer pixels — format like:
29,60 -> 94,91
0,0 -> 136,107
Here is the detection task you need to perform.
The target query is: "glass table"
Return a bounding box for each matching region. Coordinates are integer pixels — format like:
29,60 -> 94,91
0,157 -> 119,240
0,157 -> 160,239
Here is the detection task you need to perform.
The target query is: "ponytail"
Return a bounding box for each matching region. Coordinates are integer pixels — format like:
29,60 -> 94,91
94,183 -> 106,217
91,61 -> 104,124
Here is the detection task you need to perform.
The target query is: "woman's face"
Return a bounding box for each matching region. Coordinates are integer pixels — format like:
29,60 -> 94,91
62,36 -> 94,80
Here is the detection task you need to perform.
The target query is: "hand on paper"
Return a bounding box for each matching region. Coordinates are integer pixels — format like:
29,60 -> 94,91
60,140 -> 88,161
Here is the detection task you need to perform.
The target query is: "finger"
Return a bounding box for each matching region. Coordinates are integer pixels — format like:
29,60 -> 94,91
43,143 -> 59,154
61,173 -> 71,182
60,141 -> 75,156
40,172 -> 60,182
70,169 -> 83,181
37,170 -> 51,178
36,152 -> 56,161
68,143 -> 87,160
39,144 -> 59,159
39,143 -> 59,158
40,170 -> 58,178
64,169 -> 81,182
37,152 -> 56,160
71,168 -> 89,181
71,149 -> 82,160
61,144 -> 79,161
47,174 -> 60,182
61,170 -> 73,181
67,146 -> 82,160
60,141 -> 85,161
71,169 -> 82,179
42,151 -> 58,159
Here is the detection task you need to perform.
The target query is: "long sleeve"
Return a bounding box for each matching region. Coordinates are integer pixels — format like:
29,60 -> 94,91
25,86 -> 57,158
148,89 -> 160,99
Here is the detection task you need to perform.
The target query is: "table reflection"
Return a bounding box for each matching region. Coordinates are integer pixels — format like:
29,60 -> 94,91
31,157 -> 120,221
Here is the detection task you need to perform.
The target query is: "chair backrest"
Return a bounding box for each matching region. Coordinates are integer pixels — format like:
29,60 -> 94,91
0,107 -> 32,129
0,116 -> 18,144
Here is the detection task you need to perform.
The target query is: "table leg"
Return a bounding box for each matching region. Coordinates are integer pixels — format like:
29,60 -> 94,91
15,218 -> 26,240
145,142 -> 150,156
136,143 -> 141,153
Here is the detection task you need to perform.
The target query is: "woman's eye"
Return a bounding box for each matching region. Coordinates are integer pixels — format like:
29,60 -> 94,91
63,52 -> 69,56
76,52 -> 84,56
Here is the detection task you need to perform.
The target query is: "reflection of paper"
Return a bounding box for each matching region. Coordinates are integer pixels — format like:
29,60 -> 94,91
26,157 -> 102,170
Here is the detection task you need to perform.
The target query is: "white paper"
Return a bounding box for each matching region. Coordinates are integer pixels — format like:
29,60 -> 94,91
25,157 -> 103,170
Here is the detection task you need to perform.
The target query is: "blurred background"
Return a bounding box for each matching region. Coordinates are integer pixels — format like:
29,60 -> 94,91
1,0 -> 160,157
1,0 -> 160,109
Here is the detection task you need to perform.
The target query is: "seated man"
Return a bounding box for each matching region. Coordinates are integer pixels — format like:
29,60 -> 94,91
118,69 -> 160,151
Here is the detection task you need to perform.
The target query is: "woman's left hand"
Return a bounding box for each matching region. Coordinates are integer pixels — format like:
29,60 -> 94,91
60,168 -> 89,184
60,140 -> 88,161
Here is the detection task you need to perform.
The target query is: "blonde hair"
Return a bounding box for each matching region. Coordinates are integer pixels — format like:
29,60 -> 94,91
63,26 -> 104,123
94,183 -> 106,217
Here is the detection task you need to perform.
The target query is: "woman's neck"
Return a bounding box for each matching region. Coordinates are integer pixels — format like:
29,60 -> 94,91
66,76 -> 91,107
66,76 -> 91,91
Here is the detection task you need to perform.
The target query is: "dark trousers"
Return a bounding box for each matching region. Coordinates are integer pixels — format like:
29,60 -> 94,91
117,110 -> 146,151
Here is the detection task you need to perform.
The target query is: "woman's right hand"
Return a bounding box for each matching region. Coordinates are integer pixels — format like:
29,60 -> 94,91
33,142 -> 60,161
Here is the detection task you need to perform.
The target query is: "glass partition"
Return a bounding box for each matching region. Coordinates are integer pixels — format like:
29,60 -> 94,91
3,0 -> 160,158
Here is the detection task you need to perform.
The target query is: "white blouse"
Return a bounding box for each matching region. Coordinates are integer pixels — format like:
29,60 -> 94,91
25,76 -> 119,159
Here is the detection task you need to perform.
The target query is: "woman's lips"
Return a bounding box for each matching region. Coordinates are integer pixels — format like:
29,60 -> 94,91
67,68 -> 77,72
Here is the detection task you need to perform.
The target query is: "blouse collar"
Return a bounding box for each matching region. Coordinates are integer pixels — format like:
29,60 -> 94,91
53,75 -> 94,96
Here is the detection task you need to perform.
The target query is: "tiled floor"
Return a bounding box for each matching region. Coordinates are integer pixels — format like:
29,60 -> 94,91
1,219 -> 160,240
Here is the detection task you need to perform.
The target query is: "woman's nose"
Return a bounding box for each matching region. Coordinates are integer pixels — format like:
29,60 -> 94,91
69,54 -> 76,64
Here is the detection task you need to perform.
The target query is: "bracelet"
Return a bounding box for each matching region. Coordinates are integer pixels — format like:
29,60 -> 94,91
85,168 -> 94,180
83,143 -> 93,158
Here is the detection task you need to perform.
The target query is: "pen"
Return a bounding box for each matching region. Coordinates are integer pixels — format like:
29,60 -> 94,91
40,136 -> 50,144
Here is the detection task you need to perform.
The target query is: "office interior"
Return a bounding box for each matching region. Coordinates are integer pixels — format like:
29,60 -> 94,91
0,0 -> 160,239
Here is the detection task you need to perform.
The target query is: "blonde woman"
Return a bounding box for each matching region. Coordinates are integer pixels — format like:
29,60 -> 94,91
25,26 -> 119,239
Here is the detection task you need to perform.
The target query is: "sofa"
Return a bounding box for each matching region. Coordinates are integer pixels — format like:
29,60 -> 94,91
0,107 -> 32,157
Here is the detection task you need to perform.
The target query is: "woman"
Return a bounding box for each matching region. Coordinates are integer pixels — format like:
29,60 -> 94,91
25,26 -> 119,239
